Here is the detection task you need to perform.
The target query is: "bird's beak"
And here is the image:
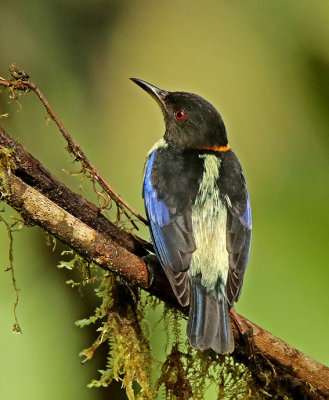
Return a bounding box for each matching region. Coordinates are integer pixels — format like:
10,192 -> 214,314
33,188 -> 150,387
130,78 -> 168,109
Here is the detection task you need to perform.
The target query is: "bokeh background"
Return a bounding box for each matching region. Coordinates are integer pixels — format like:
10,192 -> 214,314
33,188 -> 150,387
0,1 -> 328,399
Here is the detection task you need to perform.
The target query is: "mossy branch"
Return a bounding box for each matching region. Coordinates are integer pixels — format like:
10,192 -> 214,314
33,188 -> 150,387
1,125 -> 328,399
0,65 -> 328,399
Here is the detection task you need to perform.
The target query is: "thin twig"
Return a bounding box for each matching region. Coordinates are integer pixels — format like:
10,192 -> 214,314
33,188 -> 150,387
0,214 -> 22,334
0,64 -> 148,229
0,123 -> 152,254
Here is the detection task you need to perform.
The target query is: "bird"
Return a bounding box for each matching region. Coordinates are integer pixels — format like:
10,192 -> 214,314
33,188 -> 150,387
131,78 -> 252,354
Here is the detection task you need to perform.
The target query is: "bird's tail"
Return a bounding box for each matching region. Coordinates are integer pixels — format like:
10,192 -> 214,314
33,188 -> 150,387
187,277 -> 234,354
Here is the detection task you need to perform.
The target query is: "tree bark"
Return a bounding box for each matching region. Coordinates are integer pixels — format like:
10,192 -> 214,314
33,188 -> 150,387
0,124 -> 328,399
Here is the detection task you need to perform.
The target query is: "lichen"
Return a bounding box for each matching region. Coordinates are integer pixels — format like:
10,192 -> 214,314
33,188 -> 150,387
57,249 -> 83,270
0,147 -> 14,198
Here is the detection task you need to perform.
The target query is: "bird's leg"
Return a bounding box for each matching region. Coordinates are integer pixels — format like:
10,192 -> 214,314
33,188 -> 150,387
230,308 -> 252,336
142,254 -> 184,308
142,253 -> 161,287
230,308 -> 255,359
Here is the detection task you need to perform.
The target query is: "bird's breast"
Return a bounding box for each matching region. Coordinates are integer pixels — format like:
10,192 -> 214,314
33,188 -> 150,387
189,154 -> 229,295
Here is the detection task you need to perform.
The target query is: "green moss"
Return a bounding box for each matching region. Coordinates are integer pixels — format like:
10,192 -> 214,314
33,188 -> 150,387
67,255 -> 154,400
153,304 -> 297,400
56,249 -> 295,399
0,234 -> 296,400
155,318 -> 257,400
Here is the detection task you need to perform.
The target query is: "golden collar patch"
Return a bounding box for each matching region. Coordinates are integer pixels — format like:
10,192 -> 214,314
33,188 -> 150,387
198,144 -> 230,152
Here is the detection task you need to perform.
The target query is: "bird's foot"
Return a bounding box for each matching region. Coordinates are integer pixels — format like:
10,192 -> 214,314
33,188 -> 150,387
230,308 -> 253,336
230,308 -> 256,359
142,254 -> 161,287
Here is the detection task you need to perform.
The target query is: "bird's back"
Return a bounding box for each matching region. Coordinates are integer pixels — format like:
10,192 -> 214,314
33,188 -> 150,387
133,78 -> 251,354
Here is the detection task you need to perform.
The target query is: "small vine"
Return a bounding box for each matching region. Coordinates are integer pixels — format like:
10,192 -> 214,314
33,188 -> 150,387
0,64 -> 148,231
0,209 -> 23,334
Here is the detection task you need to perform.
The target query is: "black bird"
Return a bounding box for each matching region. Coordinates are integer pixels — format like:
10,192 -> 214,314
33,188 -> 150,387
131,78 -> 252,354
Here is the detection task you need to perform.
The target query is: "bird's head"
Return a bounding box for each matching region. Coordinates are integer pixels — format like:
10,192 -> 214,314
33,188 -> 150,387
131,78 -> 228,150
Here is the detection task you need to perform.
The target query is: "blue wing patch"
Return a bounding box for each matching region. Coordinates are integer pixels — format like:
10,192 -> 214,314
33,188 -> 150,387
144,150 -> 195,269
143,150 -> 194,306
143,150 -> 176,270
143,151 -> 170,227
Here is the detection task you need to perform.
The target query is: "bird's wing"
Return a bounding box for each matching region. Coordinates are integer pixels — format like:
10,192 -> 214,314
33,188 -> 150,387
226,191 -> 252,305
143,151 -> 196,306
219,152 -> 252,306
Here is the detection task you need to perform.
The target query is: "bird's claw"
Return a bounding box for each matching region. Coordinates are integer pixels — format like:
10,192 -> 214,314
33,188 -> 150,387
142,254 -> 160,287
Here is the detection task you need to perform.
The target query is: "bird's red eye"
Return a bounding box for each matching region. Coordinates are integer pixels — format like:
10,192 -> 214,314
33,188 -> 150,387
175,110 -> 186,120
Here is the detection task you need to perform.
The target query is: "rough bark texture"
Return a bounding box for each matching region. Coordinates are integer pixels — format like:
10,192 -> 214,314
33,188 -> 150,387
1,172 -> 148,287
230,309 -> 329,399
0,123 -> 328,399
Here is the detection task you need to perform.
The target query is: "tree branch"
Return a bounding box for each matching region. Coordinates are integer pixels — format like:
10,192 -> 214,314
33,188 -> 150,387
1,57 -> 329,397
0,123 -> 328,399
2,171 -> 149,286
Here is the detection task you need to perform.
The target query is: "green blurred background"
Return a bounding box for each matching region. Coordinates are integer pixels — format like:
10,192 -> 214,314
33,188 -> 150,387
0,1 -> 328,399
